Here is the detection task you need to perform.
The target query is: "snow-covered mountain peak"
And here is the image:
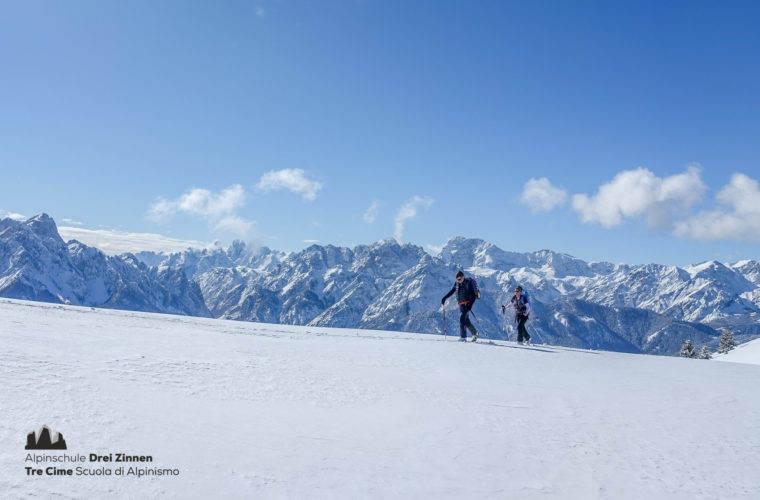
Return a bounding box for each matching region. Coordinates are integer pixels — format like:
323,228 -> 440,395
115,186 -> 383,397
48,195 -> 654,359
441,237 -> 529,271
525,249 -> 608,278
440,236 -> 487,256
25,213 -> 60,239
137,241 -> 287,278
374,236 -> 401,247
227,239 -> 248,260
224,241 -> 285,272
67,239 -> 106,260
731,260 -> 760,285
0,213 -> 67,249
0,214 -> 209,316
682,260 -> 755,294
297,243 -> 354,269
732,259 -> 756,268
349,237 -> 423,264
685,260 -> 727,277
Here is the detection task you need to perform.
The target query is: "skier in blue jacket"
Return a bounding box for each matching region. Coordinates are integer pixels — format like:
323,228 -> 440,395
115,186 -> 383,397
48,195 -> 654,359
441,271 -> 479,342
502,285 -> 531,344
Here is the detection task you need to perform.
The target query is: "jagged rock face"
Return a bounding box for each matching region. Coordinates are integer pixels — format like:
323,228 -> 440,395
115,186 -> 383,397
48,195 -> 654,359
188,235 -> 758,354
733,260 -> 760,285
193,239 -> 428,327
0,215 -> 210,317
3,214 -> 759,355
136,242 -> 287,278
573,261 -> 759,323
0,215 -> 77,302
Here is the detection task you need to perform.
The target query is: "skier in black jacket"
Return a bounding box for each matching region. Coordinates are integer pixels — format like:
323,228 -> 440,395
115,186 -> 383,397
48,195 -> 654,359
441,271 -> 479,342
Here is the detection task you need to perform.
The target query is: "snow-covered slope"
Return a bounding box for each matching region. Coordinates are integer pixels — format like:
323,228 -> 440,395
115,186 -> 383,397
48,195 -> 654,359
2,298 -> 758,499
715,337 -> 760,366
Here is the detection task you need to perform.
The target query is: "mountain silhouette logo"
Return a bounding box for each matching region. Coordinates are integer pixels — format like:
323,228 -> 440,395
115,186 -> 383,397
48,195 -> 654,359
25,426 -> 67,450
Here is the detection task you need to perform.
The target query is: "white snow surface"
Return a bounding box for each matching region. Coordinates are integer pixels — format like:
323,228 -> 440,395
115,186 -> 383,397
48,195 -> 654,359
715,337 -> 760,366
2,298 -> 759,499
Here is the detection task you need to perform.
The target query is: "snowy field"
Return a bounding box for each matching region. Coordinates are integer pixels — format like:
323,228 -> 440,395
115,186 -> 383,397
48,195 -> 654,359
1,298 -> 759,499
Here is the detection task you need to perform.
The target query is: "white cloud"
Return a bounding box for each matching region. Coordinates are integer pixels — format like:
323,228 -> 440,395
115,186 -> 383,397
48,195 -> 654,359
147,184 -> 253,238
58,226 -> 212,255
149,184 -> 246,221
61,218 -> 83,226
394,196 -> 434,242
519,178 -> 568,212
425,243 -> 444,256
257,169 -> 323,201
213,215 -> 254,237
673,173 -> 760,242
0,210 -> 27,221
303,239 -> 321,244
571,166 -> 706,228
147,199 -> 175,222
363,200 -> 380,223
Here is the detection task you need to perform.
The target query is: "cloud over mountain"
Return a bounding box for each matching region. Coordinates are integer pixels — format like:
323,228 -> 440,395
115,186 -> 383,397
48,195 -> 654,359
257,169 -> 323,201
674,173 -> 760,242
571,166 -> 706,228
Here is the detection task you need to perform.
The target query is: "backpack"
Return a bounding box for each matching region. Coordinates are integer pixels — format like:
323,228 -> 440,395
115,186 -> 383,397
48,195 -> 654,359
512,289 -> 529,313
471,278 -> 481,300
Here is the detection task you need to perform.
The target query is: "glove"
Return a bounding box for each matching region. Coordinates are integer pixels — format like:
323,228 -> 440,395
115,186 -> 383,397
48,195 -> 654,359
501,304 -> 506,314
441,298 -> 445,305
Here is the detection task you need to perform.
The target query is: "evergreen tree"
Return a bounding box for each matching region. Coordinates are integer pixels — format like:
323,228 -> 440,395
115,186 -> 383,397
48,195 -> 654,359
680,339 -> 697,358
718,329 -> 737,354
699,345 -> 712,360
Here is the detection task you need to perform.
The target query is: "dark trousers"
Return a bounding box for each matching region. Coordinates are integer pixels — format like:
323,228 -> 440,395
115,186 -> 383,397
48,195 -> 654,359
459,305 -> 477,338
516,315 -> 530,342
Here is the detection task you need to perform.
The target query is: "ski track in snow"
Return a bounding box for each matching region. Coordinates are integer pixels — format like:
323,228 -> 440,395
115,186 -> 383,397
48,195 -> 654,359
1,298 -> 759,499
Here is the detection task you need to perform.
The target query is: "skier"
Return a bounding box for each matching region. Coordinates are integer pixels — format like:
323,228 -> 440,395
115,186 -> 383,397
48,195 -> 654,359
441,271 -> 479,342
502,285 -> 531,345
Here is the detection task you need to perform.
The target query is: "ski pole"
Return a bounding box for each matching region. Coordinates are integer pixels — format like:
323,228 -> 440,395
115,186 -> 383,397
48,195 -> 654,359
442,305 -> 447,340
502,309 -> 510,342
468,309 -> 485,339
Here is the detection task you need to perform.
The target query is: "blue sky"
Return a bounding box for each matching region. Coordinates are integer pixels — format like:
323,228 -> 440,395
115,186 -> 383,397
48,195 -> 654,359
1,0 -> 759,265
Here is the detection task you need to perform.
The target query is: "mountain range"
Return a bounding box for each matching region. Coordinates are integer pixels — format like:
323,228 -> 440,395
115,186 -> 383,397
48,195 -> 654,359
2,213 -> 758,355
